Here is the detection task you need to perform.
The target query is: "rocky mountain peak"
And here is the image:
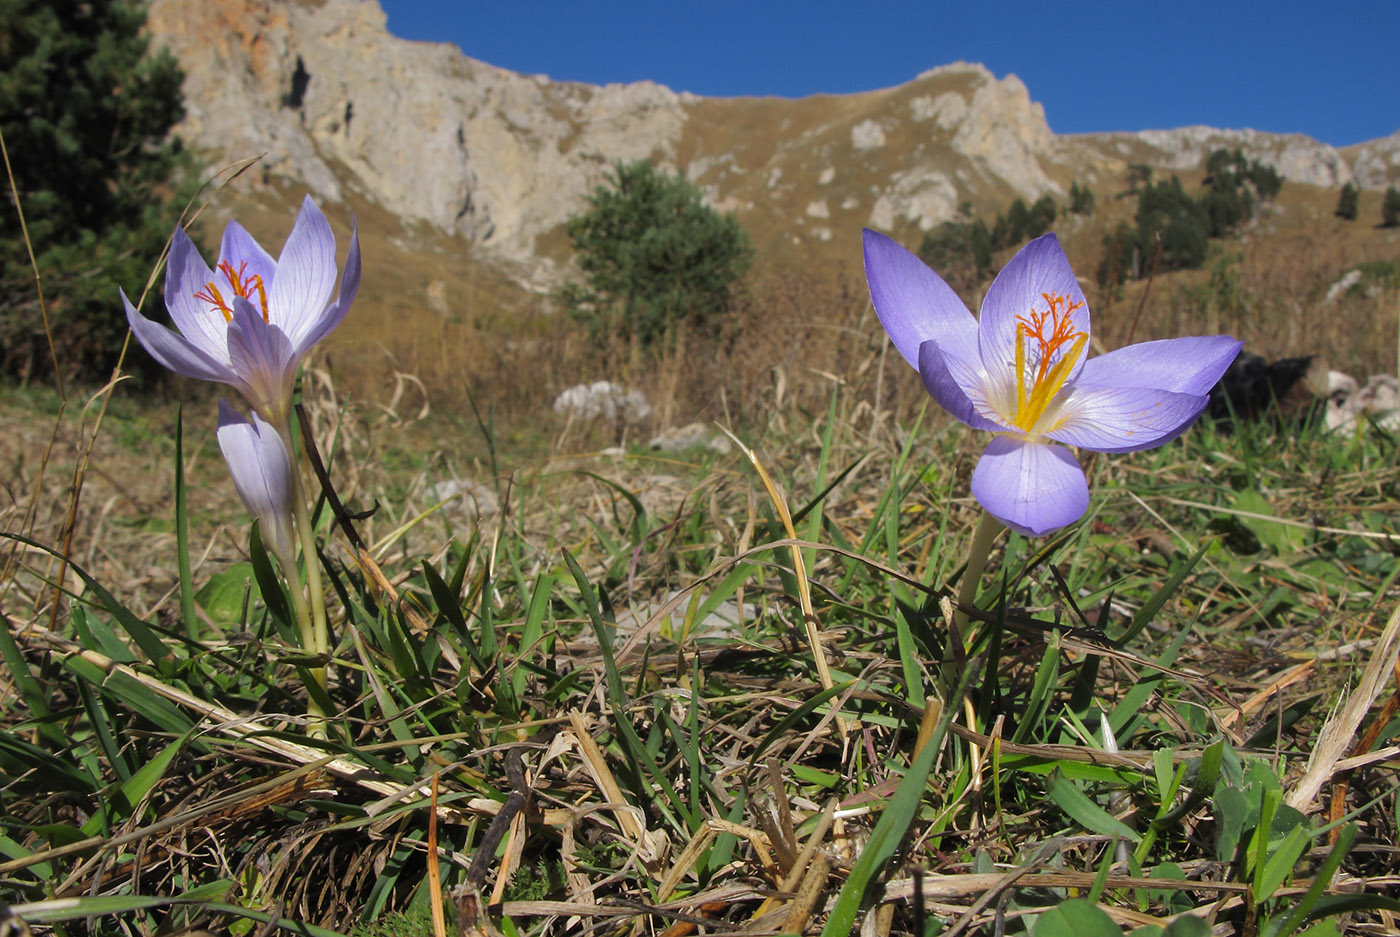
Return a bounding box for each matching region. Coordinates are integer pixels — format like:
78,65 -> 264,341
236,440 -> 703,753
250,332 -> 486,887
145,0 -> 1397,281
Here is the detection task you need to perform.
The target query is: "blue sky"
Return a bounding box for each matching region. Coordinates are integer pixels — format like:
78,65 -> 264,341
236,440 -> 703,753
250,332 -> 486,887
379,1 -> 1396,148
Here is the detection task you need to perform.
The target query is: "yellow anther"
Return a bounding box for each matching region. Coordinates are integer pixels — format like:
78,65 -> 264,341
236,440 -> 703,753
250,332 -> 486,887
1011,292 -> 1087,433
194,260 -> 269,323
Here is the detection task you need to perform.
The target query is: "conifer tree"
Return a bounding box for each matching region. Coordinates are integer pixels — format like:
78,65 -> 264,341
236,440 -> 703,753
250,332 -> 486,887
1069,181 -> 1095,216
0,0 -> 197,382
555,160 -> 753,347
1382,187 -> 1400,228
1335,183 -> 1359,220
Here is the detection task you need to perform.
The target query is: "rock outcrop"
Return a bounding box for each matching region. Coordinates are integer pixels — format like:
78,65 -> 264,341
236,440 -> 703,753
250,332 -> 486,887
148,0 -> 686,265
145,0 -> 1398,280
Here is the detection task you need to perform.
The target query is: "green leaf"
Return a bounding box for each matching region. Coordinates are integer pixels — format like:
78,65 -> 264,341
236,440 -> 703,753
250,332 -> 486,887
1263,824 -> 1358,937
174,406 -> 199,638
12,879 -> 235,922
1031,898 -> 1121,937
195,563 -> 255,626
1160,916 -> 1212,937
1257,823 -> 1310,902
0,610 -> 64,746
1214,783 -> 1249,861
819,704 -> 947,937
1047,772 -> 1141,842
1118,541 -> 1208,643
1232,488 -> 1305,554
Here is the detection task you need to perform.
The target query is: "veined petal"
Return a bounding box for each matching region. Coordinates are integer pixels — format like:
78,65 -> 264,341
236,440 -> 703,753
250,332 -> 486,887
1046,385 -> 1209,453
218,220 -> 278,295
970,436 -> 1089,536
124,289 -> 238,385
226,297 -> 296,420
977,233 -> 1090,387
268,195 -> 337,344
163,227 -> 229,360
216,399 -> 296,559
1077,336 -> 1243,395
918,340 -> 1006,432
863,228 -> 980,370
292,219 -> 360,356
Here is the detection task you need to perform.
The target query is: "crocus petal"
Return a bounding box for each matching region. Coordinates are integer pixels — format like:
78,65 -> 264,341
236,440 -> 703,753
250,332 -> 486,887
1077,336 -> 1243,395
1045,385 -> 1210,453
124,289 -> 239,385
918,340 -> 1007,432
226,298 -> 296,419
863,228 -> 980,370
292,219 -> 360,356
970,435 -> 1089,536
219,220 -> 278,294
216,399 -> 296,560
268,195 -> 337,345
976,233 -> 1090,387
162,227 -> 230,360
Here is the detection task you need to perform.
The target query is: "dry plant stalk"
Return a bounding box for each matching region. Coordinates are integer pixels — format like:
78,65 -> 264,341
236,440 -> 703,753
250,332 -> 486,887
719,426 -> 846,736
1286,595 -> 1400,811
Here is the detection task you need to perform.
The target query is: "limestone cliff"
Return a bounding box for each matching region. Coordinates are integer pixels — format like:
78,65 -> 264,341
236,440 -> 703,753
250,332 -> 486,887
145,0 -> 1397,278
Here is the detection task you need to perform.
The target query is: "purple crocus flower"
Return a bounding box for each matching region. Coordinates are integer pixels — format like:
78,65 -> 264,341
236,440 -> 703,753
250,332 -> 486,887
863,229 -> 1241,536
123,196 -> 360,424
216,399 -> 296,560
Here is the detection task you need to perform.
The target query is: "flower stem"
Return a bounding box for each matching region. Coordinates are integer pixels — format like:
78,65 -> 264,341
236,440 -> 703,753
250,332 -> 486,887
267,532 -> 327,733
275,415 -> 330,735
954,510 -> 1002,633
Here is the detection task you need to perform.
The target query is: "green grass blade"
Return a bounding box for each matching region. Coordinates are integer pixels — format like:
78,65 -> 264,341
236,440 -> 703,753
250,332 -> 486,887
820,701 -> 950,937
174,405 -> 199,639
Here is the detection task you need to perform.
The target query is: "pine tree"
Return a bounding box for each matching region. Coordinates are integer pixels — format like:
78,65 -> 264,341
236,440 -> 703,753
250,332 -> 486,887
554,160 -> 754,347
0,0 -> 198,382
1069,181 -> 1095,216
1382,187 -> 1400,228
1335,183 -> 1359,220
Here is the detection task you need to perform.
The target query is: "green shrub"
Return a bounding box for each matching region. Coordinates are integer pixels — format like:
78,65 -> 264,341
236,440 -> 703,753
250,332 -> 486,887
1382,186 -> 1400,228
0,0 -> 200,383
1069,180 -> 1095,216
1335,182 -> 1359,220
554,159 -> 753,347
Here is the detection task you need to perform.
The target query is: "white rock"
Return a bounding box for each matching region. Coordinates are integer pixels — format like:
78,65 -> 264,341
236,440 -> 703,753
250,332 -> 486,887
1326,372 -> 1400,432
910,91 -> 968,129
1323,269 -> 1364,305
648,422 -> 732,454
851,119 -> 887,151
553,381 -> 652,425
429,479 -> 499,519
870,170 -> 958,231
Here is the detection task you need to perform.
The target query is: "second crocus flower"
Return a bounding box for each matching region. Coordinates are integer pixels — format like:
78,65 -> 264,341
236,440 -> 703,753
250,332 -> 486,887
215,399 -> 296,562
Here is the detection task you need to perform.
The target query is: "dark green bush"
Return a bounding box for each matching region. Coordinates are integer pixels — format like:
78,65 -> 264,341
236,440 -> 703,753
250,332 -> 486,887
0,0 -> 199,383
554,159 -> 754,347
1335,182 -> 1359,220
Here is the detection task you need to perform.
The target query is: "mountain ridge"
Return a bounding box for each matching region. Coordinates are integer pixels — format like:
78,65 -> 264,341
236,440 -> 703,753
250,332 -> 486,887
146,0 -> 1400,286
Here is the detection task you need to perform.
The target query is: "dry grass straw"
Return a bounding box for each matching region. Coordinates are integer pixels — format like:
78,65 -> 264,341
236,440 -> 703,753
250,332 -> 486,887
1286,596 -> 1400,811
721,426 -> 843,723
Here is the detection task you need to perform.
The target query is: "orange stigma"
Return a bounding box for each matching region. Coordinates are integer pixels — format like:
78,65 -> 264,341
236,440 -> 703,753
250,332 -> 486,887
194,260 -> 269,323
1011,291 -> 1087,433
